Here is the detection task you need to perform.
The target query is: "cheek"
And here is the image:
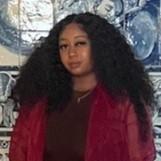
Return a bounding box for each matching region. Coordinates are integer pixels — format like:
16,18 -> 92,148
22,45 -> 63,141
82,55 -> 93,70
60,55 -> 70,70
59,54 -> 66,65
82,50 -> 92,63
87,51 -> 94,68
81,46 -> 91,56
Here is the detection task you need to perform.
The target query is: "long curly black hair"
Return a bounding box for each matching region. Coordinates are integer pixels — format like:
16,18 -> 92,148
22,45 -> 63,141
13,12 -> 154,140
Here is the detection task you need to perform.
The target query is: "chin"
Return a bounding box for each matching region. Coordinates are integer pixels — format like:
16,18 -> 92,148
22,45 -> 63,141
71,72 -> 84,77
71,71 -> 93,78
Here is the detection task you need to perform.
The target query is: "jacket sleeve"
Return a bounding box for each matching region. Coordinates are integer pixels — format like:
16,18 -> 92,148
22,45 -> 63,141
126,102 -> 156,161
9,106 -> 31,161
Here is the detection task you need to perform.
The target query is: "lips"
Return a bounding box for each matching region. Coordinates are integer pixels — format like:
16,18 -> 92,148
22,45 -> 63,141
68,62 -> 81,68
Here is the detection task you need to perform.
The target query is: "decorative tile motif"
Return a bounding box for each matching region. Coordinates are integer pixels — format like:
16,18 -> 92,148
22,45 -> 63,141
124,0 -> 160,67
0,70 -> 18,161
0,136 -> 10,161
0,71 -> 18,127
150,73 -> 161,161
0,0 -> 53,66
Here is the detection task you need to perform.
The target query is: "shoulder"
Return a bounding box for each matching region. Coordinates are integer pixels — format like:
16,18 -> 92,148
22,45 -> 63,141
16,98 -> 47,124
95,84 -> 133,121
9,98 -> 47,161
114,96 -> 143,123
116,96 -> 153,126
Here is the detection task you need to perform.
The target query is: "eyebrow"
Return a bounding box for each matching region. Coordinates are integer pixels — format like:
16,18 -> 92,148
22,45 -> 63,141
59,35 -> 88,41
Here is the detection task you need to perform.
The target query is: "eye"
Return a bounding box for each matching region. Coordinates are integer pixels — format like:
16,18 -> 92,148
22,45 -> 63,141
75,41 -> 87,46
59,44 -> 68,50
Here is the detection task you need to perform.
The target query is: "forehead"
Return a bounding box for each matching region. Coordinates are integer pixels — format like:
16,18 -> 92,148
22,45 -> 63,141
59,23 -> 87,38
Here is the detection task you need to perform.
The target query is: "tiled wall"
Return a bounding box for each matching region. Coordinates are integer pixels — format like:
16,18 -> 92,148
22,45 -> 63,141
0,0 -> 160,160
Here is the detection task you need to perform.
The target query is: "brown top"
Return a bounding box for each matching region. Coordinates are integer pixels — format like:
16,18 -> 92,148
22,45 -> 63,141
44,90 -> 93,161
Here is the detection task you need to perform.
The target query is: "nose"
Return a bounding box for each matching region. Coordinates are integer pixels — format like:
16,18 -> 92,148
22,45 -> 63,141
68,45 -> 77,57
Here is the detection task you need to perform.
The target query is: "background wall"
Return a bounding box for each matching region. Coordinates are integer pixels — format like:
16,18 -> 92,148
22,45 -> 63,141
0,0 -> 160,160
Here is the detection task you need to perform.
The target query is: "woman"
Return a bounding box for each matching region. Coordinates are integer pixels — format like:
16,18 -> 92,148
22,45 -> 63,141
9,12 -> 156,161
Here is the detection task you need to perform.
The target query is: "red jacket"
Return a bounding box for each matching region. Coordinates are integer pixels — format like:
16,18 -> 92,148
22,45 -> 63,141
9,85 -> 156,161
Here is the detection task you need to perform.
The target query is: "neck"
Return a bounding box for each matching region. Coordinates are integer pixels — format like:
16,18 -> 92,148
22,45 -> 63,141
72,73 -> 98,92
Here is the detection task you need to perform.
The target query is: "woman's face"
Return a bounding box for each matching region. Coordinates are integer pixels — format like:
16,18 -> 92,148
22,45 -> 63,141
59,23 -> 94,77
